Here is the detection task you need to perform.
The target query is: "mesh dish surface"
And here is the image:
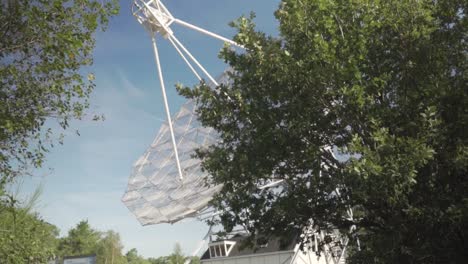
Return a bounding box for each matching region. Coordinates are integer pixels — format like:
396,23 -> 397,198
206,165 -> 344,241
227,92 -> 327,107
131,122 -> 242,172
123,73 -> 230,225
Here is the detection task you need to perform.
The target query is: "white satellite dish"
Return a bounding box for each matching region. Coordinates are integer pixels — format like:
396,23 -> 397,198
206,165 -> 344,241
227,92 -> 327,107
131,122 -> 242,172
122,2 -> 355,263
122,0 -> 241,225
122,93 -> 224,225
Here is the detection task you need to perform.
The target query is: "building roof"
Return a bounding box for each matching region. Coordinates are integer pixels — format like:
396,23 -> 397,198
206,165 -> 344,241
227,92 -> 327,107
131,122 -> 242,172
201,233 -> 297,260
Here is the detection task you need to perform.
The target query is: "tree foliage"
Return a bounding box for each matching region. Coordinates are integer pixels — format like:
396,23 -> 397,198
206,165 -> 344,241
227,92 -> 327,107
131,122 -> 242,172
127,248 -> 151,264
179,0 -> 467,263
148,256 -> 170,264
168,243 -> 186,264
96,230 -> 127,264
0,0 -> 118,184
0,188 -> 59,263
147,243 -> 200,264
57,220 -> 101,257
56,221 -> 129,264
1,0 -> 119,261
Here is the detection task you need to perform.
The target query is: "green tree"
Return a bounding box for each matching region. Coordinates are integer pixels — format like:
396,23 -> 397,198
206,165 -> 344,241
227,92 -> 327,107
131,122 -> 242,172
57,220 -> 101,257
187,256 -> 200,264
180,0 -> 467,263
0,187 -> 59,263
1,0 -> 118,262
0,0 -> 118,185
126,248 -> 151,264
147,244 -> 200,264
168,243 -> 186,264
148,256 -> 169,264
96,230 -> 127,264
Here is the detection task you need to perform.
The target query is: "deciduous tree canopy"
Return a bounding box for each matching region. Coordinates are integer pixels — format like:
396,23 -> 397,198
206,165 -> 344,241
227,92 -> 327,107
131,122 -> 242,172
58,220 -> 101,257
180,0 -> 467,262
96,230 -> 127,264
0,188 -> 59,263
0,0 -> 118,184
0,1 -> 118,261
127,248 -> 152,264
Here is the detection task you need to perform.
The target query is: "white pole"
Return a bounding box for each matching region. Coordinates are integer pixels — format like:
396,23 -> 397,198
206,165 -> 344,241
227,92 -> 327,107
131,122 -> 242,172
151,36 -> 184,181
258,179 -> 284,190
168,37 -> 202,81
169,35 -> 219,86
174,18 -> 244,49
156,0 -> 175,20
169,35 -> 234,102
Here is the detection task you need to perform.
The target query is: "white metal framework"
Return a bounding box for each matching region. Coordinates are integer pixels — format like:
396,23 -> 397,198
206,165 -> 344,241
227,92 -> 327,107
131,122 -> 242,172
123,1 -> 357,262
122,0 -> 241,225
122,99 -> 221,224
208,240 -> 236,258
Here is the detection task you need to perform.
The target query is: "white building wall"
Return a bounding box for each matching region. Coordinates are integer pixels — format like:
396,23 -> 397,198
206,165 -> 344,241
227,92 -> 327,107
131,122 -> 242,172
202,251 -> 294,264
63,256 -> 96,264
202,247 -> 332,264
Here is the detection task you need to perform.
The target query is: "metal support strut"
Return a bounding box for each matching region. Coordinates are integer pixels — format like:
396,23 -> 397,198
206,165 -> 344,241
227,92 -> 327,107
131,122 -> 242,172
151,36 -> 184,181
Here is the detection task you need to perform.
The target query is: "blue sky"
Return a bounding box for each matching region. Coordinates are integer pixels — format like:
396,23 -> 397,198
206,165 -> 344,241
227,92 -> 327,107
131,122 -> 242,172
21,0 -> 281,259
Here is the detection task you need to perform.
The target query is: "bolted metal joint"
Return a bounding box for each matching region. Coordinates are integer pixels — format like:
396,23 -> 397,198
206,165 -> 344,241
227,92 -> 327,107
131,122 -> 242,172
133,0 -> 174,38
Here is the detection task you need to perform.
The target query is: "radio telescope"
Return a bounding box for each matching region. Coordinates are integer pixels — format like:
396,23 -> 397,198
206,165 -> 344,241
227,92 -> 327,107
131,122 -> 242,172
122,0 -> 241,225
122,1 -> 356,262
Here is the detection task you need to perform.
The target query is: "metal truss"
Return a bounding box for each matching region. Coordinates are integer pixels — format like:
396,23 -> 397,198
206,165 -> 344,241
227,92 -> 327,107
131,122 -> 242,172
132,0 -> 242,181
127,1 -> 359,262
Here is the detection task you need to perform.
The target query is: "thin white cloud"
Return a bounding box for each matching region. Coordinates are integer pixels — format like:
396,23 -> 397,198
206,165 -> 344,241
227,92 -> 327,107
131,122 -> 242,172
117,68 -> 145,98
